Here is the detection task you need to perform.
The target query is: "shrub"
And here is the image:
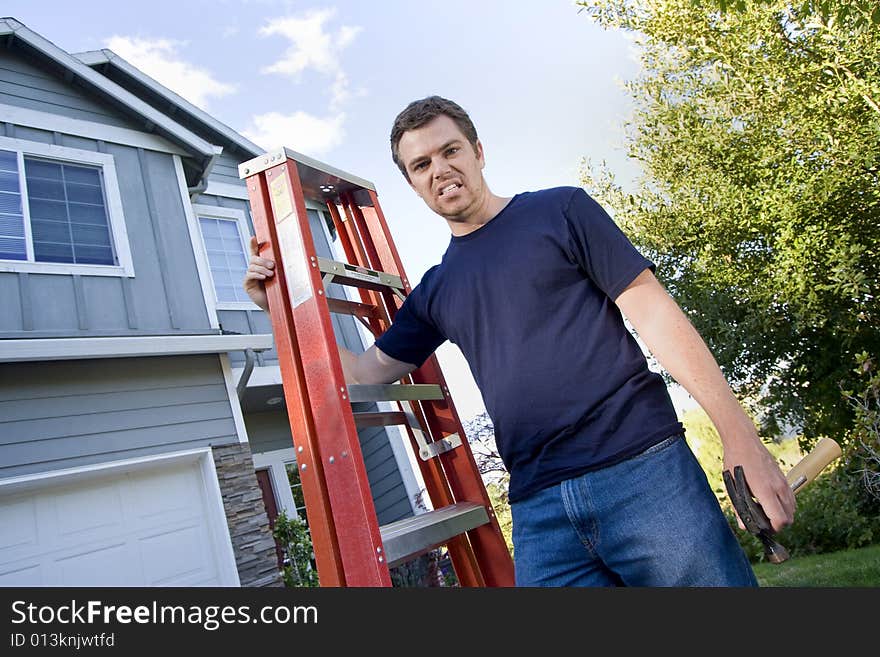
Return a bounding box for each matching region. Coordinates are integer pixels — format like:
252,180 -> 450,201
271,510 -> 319,587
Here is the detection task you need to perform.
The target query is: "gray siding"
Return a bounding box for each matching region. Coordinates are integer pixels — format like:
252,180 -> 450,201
0,122 -> 213,337
245,407 -> 411,525
0,49 -> 132,128
0,354 -> 239,479
208,152 -> 245,187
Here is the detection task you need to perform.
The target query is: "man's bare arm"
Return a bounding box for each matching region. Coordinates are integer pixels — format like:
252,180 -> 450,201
615,268 -> 796,533
244,236 -> 416,385
340,344 -> 418,384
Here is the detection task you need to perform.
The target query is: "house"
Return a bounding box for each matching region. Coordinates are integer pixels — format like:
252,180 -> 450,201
0,17 -> 424,586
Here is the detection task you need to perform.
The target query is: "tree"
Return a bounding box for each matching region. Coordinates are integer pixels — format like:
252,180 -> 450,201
464,412 -> 514,552
577,0 -> 879,444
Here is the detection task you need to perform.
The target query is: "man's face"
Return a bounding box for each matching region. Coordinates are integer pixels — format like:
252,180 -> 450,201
396,115 -> 486,222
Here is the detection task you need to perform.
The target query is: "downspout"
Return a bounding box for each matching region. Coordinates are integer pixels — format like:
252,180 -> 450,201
188,147 -> 222,200
237,348 -> 257,401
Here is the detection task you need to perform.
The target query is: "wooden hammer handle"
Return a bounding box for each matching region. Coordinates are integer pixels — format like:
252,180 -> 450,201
786,437 -> 843,494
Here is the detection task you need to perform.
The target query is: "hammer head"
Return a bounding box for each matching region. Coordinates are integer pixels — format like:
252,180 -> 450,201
723,465 -> 790,564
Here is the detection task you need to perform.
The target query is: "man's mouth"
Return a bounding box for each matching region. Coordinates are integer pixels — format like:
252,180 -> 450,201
438,183 -> 461,196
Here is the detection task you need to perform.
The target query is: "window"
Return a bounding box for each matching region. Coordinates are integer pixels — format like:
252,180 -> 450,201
284,461 -> 309,523
193,204 -> 255,309
0,136 -> 133,276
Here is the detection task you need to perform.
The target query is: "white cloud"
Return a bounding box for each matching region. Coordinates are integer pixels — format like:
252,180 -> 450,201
105,36 -> 236,110
242,111 -> 345,155
258,9 -> 362,110
259,9 -> 361,77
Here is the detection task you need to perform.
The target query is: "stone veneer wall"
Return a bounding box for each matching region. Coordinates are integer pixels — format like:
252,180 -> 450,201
212,443 -> 283,587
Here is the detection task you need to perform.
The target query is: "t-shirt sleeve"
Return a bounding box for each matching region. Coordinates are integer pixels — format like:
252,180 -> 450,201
374,281 -> 446,367
563,187 -> 655,300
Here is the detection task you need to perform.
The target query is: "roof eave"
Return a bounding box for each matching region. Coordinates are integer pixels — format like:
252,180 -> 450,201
75,48 -> 265,159
0,17 -> 220,169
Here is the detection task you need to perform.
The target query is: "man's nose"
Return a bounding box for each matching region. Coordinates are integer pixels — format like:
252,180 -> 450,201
433,158 -> 452,178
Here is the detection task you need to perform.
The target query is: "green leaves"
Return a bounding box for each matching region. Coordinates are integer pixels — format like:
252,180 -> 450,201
578,0 -> 880,442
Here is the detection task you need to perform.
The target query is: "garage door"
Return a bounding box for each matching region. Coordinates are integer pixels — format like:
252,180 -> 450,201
0,456 -> 234,586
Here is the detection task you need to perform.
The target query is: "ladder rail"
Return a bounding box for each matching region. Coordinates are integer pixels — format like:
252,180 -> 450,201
246,160 -> 391,586
241,150 -> 515,587
243,166 -> 346,586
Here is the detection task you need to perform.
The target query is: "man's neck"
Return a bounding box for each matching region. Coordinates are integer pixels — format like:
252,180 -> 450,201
446,192 -> 512,237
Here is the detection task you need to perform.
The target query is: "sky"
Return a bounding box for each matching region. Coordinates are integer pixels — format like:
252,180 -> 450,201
4,0 -> 699,420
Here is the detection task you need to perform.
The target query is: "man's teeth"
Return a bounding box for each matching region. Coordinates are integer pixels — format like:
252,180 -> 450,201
441,184 -> 459,195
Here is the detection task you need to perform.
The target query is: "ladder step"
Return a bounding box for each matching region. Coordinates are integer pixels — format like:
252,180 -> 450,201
379,502 -> 490,568
352,410 -> 407,429
348,383 -> 444,402
319,256 -> 405,293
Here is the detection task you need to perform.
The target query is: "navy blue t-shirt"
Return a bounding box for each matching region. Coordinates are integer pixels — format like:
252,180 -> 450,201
376,187 -> 683,502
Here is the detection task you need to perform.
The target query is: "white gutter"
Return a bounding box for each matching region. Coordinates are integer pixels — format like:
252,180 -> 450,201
0,334 -> 274,363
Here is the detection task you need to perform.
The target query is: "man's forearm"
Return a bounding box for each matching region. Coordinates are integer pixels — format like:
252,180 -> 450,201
338,346 -> 361,385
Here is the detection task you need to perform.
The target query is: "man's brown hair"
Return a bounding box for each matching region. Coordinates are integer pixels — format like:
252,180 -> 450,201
390,96 -> 479,181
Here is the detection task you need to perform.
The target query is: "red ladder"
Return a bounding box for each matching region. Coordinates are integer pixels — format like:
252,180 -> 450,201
240,148 -> 515,587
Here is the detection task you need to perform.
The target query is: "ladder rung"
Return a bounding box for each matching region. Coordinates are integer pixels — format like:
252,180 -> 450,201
352,411 -> 407,429
379,502 -> 490,568
326,297 -> 383,319
318,257 -> 405,292
348,384 -> 444,403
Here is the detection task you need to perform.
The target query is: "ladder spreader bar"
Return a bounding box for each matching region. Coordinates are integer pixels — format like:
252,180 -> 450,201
318,256 -> 405,291
347,383 -> 445,403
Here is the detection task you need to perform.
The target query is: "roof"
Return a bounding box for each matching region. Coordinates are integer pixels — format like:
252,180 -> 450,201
75,48 -> 265,159
0,17 -> 221,182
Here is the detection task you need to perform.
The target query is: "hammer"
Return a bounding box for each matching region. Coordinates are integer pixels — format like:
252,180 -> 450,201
723,437 -> 843,564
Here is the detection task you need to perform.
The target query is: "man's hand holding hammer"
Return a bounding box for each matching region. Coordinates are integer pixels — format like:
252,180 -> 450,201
722,422 -> 796,534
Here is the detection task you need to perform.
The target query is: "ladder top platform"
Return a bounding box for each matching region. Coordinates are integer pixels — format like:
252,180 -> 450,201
238,147 -> 376,205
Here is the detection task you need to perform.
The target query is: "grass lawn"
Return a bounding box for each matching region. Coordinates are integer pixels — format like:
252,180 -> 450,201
754,543 -> 880,587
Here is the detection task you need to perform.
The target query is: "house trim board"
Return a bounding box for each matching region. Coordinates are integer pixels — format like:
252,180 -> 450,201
219,353 -> 250,445
252,447 -> 299,521
175,155 -> 220,329
0,333 -> 274,362
0,103 -> 188,155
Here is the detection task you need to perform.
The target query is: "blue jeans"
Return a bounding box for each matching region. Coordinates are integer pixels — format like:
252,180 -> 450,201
510,434 -> 758,587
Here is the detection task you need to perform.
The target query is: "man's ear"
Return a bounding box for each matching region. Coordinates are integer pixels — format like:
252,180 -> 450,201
475,139 -> 485,169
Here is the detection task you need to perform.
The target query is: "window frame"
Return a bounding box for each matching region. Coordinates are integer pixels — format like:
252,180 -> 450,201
0,135 -> 134,277
192,203 -> 260,311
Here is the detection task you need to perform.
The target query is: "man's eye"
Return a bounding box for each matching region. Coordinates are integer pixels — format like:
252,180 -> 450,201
446,147 -> 459,156
413,161 -> 427,171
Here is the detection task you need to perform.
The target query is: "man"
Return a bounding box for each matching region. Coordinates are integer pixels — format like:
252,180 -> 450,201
244,96 -> 795,586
